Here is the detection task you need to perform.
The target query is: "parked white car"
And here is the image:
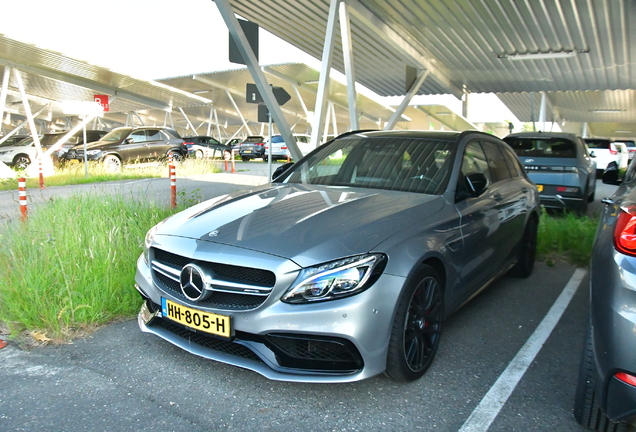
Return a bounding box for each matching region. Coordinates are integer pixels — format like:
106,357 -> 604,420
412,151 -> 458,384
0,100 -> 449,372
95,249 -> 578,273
584,138 -> 629,171
0,136 -> 41,169
264,134 -> 318,161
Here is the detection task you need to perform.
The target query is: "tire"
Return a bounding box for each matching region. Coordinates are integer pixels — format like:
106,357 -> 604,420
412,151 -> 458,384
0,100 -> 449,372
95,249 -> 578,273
578,197 -> 589,216
195,150 -> 204,158
167,151 -> 182,162
385,265 -> 444,382
241,156 -> 249,162
263,155 -> 268,162
574,325 -> 629,432
509,216 -> 538,278
13,155 -> 31,170
103,154 -> 122,172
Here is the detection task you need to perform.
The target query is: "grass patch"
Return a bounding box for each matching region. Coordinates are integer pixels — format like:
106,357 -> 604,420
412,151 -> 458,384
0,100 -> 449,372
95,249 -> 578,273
0,157 -> 222,191
536,209 -> 599,267
0,194 -> 188,342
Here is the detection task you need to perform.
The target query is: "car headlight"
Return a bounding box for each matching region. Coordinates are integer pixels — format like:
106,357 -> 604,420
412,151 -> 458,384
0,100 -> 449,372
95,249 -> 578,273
86,149 -> 102,156
0,150 -> 10,155
142,219 -> 169,264
282,254 -> 386,304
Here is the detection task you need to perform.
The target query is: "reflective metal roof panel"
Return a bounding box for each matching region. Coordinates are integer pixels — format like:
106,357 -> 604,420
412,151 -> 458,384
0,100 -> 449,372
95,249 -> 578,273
0,34 -> 212,117
228,0 -> 636,96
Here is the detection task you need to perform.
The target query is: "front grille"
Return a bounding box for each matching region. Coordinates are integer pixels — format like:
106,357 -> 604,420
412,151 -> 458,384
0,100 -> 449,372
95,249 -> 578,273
151,247 -> 276,311
152,318 -> 263,362
155,272 -> 267,309
153,248 -> 275,286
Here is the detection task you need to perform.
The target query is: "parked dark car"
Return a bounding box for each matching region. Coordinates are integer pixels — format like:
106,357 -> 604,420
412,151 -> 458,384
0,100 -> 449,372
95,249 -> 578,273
504,132 -> 596,214
66,127 -> 186,171
183,136 -> 231,159
238,135 -> 265,161
135,130 -> 540,383
573,162 -> 636,431
46,130 -> 108,161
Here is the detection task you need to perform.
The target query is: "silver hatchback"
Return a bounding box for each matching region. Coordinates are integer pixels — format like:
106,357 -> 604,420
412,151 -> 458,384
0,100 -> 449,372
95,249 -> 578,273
135,130 -> 540,383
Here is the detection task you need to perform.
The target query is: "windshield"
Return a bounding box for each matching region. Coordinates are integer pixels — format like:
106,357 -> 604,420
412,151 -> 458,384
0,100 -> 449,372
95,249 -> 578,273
100,128 -> 132,142
278,135 -> 455,195
505,137 -> 577,158
0,137 -> 34,147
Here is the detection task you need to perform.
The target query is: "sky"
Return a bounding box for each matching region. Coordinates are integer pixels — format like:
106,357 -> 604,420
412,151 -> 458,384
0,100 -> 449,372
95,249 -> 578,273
0,0 -> 318,80
0,0 -> 519,124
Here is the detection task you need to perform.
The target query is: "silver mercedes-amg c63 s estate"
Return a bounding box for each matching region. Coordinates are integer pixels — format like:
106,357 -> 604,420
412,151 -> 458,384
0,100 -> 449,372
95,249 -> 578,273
135,130 -> 540,383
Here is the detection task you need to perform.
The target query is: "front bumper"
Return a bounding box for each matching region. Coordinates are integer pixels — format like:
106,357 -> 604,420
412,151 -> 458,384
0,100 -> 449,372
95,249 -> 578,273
134,248 -> 404,383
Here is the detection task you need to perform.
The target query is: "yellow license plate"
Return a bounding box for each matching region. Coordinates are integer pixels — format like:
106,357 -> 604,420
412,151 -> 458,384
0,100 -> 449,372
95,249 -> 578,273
161,298 -> 231,338
536,184 -> 544,192
244,150 -> 252,153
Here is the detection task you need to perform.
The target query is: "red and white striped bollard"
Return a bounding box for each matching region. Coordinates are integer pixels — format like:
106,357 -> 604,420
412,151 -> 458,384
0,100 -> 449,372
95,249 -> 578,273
38,159 -> 44,189
18,177 -> 27,221
169,157 -> 176,208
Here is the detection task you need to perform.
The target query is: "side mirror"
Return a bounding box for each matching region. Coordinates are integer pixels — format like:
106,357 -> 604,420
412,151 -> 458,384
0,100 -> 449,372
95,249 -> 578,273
464,172 -> 489,197
602,161 -> 621,185
272,162 -> 294,181
590,150 -> 596,158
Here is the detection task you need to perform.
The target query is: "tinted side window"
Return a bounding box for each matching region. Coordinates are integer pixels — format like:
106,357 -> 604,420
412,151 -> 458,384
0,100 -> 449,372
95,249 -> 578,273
500,144 -> 524,178
146,130 -> 162,141
461,141 -> 491,183
129,130 -> 147,143
482,141 -> 511,182
624,160 -> 636,183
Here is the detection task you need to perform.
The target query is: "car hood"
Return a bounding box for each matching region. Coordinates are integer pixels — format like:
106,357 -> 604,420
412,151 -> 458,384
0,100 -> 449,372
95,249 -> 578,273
154,183 -> 445,267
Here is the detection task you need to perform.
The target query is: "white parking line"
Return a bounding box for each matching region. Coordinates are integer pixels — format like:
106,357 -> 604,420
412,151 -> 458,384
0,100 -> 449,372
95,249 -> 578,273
458,268 -> 587,432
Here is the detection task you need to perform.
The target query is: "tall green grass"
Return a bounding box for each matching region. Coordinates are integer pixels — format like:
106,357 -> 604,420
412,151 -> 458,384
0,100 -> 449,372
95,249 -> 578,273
536,209 -> 599,267
0,194 -> 185,341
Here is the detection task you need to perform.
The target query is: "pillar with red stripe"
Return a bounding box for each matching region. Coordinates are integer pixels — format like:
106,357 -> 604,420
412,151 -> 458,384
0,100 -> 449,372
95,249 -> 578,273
169,161 -> 176,208
19,177 -> 27,221
38,159 -> 44,189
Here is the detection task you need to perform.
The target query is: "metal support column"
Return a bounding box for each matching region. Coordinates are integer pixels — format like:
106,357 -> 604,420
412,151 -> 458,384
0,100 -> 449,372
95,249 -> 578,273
179,107 -> 197,135
213,108 -> 222,142
12,68 -> 43,155
215,0 -> 299,159
0,66 -> 10,134
310,0 -> 341,149
538,92 -> 547,132
225,89 -> 253,136
339,1 -> 359,131
384,70 -> 430,130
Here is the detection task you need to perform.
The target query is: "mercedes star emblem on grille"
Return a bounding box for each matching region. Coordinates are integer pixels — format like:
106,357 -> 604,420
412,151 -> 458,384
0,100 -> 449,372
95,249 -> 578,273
179,264 -> 210,302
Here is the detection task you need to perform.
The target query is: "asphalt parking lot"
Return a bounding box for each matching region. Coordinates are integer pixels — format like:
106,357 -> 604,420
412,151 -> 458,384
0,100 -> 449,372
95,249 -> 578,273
0,164 -> 624,431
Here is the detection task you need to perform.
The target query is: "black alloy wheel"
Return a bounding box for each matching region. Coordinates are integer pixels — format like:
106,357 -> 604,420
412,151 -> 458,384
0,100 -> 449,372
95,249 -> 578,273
167,151 -> 182,162
13,155 -> 31,170
386,265 -> 444,382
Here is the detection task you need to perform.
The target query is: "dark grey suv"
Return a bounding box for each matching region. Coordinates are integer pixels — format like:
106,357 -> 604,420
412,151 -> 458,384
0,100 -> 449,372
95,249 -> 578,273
504,132 -> 596,214
573,162 -> 636,431
66,127 -> 186,170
